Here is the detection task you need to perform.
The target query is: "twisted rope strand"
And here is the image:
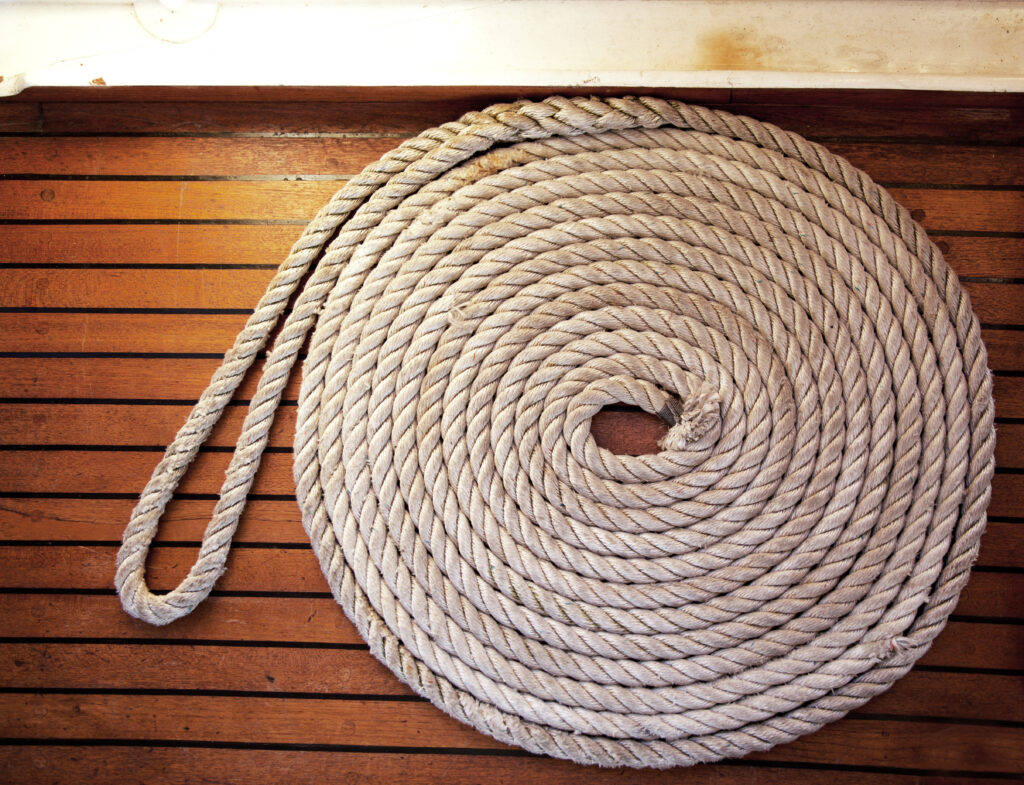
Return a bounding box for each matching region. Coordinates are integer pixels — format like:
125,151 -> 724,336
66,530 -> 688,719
115,97 -> 994,767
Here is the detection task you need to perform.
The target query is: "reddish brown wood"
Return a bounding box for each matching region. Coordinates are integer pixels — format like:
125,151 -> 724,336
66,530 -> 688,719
0,315 -> 1019,373
0,91 -> 1020,783
2,544 -> 1017,620
3,226 -> 1019,279
1,135 -> 1019,185
3,593 -> 1017,670
1,692 -> 1021,772
0,180 -> 339,221
4,358 -> 1024,426
0,224 -> 301,265
0,593 -> 367,645
0,136 -> 401,177
0,497 -> 305,542
2,180 -> 1018,230
2,643 -> 1020,723
3,270 -> 1021,326
11,85 -> 1021,107
5,100 -> 1018,145
0,643 -> 412,695
0,746 -> 1010,785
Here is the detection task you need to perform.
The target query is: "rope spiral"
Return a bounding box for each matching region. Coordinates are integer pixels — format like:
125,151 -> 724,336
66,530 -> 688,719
115,96 -> 996,767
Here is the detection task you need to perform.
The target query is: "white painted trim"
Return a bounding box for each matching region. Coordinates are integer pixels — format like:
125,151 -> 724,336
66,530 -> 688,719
1,0 -> 1022,97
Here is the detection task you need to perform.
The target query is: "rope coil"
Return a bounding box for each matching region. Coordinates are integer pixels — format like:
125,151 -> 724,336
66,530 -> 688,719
115,96 -> 995,767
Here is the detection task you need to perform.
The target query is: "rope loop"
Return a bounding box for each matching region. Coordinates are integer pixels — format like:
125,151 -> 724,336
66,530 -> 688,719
116,96 -> 995,766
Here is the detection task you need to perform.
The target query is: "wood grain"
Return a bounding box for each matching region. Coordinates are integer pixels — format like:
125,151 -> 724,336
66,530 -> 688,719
3,593 -> 1018,670
1,315 -> 1021,373
1,643 -> 1020,723
5,359 -> 1024,425
2,693 -> 1021,772
6,402 -> 1024,469
2,135 -> 1020,186
2,447 -> 1023,521
0,92 -> 1020,783
3,226 -> 1021,279
3,180 -> 1019,231
0,747 -> 1012,785
0,180 -> 340,222
1,494 -> 1021,568
3,270 -> 1022,327
1,545 -> 1017,622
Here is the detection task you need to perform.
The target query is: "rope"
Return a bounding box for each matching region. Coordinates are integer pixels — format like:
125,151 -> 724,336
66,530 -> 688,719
115,96 -> 996,768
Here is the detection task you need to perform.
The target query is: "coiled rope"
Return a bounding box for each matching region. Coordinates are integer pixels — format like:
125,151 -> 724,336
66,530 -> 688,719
115,96 -> 995,767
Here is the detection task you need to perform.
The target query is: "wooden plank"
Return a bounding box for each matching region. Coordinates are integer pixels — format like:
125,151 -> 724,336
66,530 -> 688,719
995,423 -> 1024,469
0,268 -> 278,310
735,104 -> 1024,145
2,447 -> 1022,524
0,224 -> 301,265
0,449 -> 295,496
0,357 -> 289,400
0,404 -> 683,452
887,188 -> 1023,234
0,643 -> 411,696
826,142 -> 1024,187
935,236 -> 1024,279
3,270 -> 1022,327
1,180 -> 1017,232
0,402 -> 294,447
0,357 -> 274,401
1,543 -> 1017,618
0,498 -> 306,543
962,282 -> 1024,326
12,100 -> 488,135
1,544 -> 323,594
5,91 -> 1019,142
0,180 -> 340,222
0,312 -> 252,353
0,101 -> 40,132
0,593 -> 365,645
5,401 -> 1024,463
993,375 -> 1024,419
0,314 -> 1020,374
2,136 -> 1020,186
9,85 -> 736,107
1,643 -> 1019,723
2,443 -> 1023,522
4,359 -> 1024,426
976,330 -> 1024,372
0,490 -> 1019,570
0,747 -> 1007,785
0,137 -> 399,177
0,93 -> 1016,785
990,473 -> 1024,518
2,593 -> 1015,670
725,90 -> 1024,109
0,692 -> 502,750
3,226 -> 1020,278
2,693 -> 1021,772
12,86 -> 1018,107
925,620 -> 1024,670
954,570 -> 1024,617
977,523 -> 1024,567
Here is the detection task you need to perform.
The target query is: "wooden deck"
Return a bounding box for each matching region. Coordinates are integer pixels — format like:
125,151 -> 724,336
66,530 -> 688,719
0,88 -> 1021,783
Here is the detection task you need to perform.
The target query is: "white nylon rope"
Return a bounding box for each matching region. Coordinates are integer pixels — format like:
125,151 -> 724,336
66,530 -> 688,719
115,96 -> 995,767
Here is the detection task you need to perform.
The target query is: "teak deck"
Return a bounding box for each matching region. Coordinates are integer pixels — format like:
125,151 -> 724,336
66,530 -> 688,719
0,88 -> 1021,784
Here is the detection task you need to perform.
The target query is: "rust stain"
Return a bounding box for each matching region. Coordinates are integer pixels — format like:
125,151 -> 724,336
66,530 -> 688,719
695,29 -> 771,71
90,77 -> 107,86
